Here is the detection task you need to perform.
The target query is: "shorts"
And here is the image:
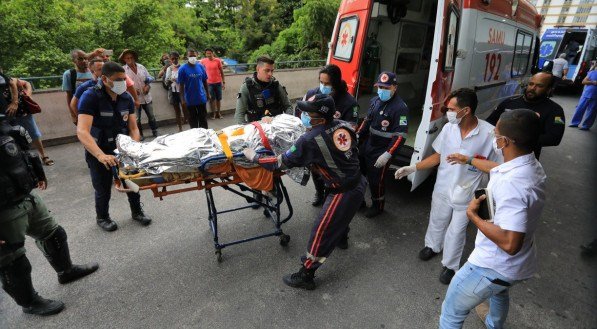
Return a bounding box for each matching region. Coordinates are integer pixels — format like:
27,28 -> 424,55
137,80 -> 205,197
12,115 -> 42,140
168,90 -> 181,105
208,83 -> 223,101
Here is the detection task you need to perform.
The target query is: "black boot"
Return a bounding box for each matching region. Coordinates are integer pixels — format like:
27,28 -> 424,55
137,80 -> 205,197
0,255 -> 64,316
96,216 -> 118,232
581,239 -> 597,257
337,227 -> 350,250
283,266 -> 316,290
37,226 -> 99,285
131,203 -> 152,226
365,200 -> 384,218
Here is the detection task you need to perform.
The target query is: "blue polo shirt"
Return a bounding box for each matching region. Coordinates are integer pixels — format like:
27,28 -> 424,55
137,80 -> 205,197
177,63 -> 208,105
74,79 -> 98,99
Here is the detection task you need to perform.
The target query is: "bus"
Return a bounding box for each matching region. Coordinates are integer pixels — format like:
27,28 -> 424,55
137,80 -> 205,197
327,0 -> 541,190
538,27 -> 597,89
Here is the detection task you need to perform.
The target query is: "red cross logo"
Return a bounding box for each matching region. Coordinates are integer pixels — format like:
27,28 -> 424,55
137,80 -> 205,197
337,132 -> 348,146
333,128 -> 352,152
341,31 -> 349,46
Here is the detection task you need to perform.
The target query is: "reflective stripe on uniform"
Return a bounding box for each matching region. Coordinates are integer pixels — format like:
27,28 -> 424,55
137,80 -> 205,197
100,111 -> 113,117
314,135 -> 346,179
370,127 -> 406,139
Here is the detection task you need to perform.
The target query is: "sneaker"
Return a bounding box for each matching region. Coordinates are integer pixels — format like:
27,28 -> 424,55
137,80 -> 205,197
579,127 -> 590,131
22,294 -> 65,316
475,301 -> 490,324
439,266 -> 455,284
283,267 -> 316,290
96,217 -> 118,232
568,124 -> 578,128
418,247 -> 438,261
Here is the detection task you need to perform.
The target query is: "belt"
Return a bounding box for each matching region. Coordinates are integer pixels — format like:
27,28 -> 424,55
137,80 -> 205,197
370,127 -> 406,139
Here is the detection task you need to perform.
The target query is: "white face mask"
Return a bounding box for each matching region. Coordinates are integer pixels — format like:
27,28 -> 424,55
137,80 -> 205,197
446,111 -> 462,125
110,80 -> 127,95
188,57 -> 197,65
492,137 -> 505,156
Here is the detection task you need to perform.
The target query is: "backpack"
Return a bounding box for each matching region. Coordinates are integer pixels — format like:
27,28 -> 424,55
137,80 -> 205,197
69,68 -> 77,93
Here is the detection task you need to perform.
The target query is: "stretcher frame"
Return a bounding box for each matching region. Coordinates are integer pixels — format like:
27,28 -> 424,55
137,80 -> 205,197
134,150 -> 294,262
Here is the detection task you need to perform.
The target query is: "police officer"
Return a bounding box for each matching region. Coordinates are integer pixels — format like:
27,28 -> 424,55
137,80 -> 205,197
235,56 -> 293,208
243,94 -> 366,290
234,56 -> 292,125
357,72 -> 409,218
301,64 -> 359,207
0,115 -> 99,316
76,61 -> 152,232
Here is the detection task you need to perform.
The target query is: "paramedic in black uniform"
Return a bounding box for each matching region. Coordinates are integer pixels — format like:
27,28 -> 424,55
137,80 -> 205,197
356,71 -> 409,218
300,64 -> 359,207
77,61 -> 152,232
243,94 -> 366,290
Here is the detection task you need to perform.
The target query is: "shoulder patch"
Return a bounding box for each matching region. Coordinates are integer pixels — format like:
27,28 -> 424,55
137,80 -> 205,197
554,116 -> 565,125
399,115 -> 408,126
333,128 -> 352,152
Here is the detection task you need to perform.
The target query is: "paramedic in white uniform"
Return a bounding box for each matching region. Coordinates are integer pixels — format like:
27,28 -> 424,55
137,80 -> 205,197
395,88 -> 499,284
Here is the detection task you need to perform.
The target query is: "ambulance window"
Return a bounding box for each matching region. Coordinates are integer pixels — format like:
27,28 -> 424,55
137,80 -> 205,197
396,53 -> 420,74
512,31 -> 533,77
333,16 -> 359,62
443,6 -> 460,71
400,24 -> 427,48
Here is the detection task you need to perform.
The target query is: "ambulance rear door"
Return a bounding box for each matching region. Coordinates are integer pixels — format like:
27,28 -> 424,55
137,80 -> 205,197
328,1 -> 373,95
409,0 -> 459,190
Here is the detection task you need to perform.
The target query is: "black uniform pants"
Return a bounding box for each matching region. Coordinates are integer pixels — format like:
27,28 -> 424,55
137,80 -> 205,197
360,142 -> 391,209
85,152 -> 141,219
187,104 -> 208,129
302,176 -> 366,270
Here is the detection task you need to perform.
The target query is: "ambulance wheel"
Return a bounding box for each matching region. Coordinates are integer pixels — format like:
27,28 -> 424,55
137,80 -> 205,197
215,249 -> 223,262
279,234 -> 290,246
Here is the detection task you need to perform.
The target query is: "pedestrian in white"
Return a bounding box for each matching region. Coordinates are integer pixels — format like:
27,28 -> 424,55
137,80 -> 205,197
395,88 -> 499,284
439,109 -> 546,329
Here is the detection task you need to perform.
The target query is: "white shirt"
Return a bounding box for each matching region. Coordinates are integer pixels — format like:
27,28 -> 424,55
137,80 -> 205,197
124,63 -> 152,104
551,58 -> 569,78
468,153 -> 546,281
432,119 -> 500,207
165,65 -> 180,92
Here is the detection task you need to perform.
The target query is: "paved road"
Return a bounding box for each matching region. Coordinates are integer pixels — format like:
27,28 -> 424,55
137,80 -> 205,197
1,94 -> 595,329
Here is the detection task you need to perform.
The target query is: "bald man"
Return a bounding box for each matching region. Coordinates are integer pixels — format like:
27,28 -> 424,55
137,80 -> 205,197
486,72 -> 565,159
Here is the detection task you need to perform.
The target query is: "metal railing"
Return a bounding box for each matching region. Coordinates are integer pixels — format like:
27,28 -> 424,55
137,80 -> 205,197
20,60 -> 326,91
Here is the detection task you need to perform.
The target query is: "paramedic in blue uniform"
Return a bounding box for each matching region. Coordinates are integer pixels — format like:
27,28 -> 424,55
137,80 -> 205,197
300,64 -> 359,207
243,94 -> 366,290
356,71 -> 409,218
76,61 -> 152,232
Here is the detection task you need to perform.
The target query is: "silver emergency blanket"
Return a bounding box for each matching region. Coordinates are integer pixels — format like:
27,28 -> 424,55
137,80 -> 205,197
116,114 -> 309,184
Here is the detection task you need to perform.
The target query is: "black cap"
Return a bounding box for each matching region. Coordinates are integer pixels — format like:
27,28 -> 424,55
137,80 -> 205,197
296,94 -> 335,120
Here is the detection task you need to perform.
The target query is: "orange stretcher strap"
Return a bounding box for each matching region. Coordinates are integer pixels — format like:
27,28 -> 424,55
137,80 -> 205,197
251,122 -> 272,151
217,132 -> 233,160
234,165 -> 273,191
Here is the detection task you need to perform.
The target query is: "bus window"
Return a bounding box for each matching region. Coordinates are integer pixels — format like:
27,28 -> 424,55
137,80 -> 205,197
443,5 -> 460,71
512,31 -> 533,77
333,16 -> 360,62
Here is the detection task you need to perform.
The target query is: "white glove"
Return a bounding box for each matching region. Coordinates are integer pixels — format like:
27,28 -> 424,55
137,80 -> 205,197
243,148 -> 257,162
374,151 -> 392,168
394,165 -> 416,180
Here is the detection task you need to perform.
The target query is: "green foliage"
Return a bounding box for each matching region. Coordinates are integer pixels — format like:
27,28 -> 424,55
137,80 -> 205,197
0,0 -> 338,82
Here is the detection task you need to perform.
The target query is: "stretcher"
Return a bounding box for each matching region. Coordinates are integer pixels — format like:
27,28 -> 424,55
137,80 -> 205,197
115,149 -> 294,263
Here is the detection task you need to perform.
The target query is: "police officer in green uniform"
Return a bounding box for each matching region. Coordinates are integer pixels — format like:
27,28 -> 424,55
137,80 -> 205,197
234,56 -> 293,208
0,115 -> 99,316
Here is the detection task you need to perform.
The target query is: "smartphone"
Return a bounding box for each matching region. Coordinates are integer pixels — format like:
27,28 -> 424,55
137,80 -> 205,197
474,188 -> 494,222
103,49 -> 114,56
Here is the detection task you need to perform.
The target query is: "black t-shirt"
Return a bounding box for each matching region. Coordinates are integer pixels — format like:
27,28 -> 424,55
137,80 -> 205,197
486,95 -> 566,159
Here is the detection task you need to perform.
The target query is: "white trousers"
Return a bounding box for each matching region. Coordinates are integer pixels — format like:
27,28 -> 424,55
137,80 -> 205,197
424,192 -> 469,271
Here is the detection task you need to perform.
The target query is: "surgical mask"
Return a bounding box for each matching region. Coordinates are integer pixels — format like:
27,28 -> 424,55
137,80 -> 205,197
446,111 -> 462,125
110,80 -> 127,95
319,83 -> 332,95
301,112 -> 312,129
188,57 -> 197,65
377,88 -> 392,102
492,137 -> 505,156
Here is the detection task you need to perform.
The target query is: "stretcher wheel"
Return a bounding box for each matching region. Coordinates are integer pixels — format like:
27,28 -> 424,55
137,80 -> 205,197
279,234 -> 290,246
263,209 -> 271,218
215,249 -> 223,262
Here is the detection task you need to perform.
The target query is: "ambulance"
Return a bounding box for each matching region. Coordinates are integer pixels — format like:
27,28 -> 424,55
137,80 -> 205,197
327,0 -> 542,190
